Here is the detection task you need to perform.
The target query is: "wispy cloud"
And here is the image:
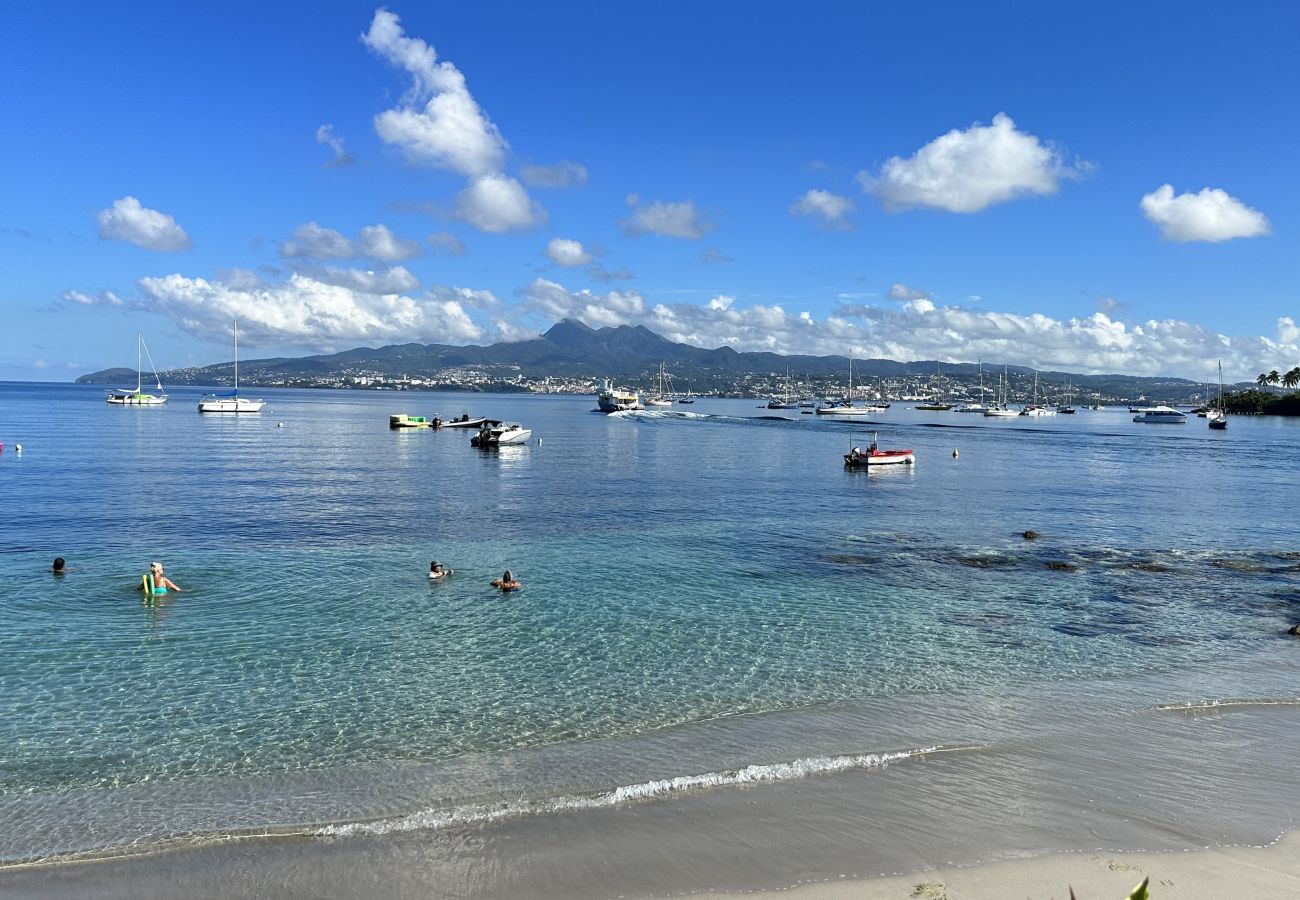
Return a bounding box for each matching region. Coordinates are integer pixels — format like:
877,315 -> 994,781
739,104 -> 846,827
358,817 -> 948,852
427,231 -> 467,256
520,161 -> 588,188
790,189 -> 855,229
281,221 -> 423,262
315,124 -> 355,167
622,199 -> 713,239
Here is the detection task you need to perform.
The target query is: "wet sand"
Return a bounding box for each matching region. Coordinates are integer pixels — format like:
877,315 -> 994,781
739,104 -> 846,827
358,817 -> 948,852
711,830 -> 1300,900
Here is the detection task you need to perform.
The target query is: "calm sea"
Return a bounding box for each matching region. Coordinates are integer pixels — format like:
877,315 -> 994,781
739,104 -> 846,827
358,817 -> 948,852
1,382 -> 1298,895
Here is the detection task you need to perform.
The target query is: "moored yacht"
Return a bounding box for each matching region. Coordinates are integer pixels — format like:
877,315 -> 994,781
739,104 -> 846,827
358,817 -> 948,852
1133,405 -> 1186,424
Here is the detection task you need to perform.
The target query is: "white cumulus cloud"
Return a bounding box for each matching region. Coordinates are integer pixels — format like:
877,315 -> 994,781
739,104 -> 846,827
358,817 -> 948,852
622,199 -> 712,239
454,174 -> 546,233
545,238 -> 592,267
297,265 -> 422,294
1139,184 -> 1271,243
858,113 -> 1088,213
362,9 -> 506,177
136,270 -> 496,352
518,279 -> 1297,382
361,8 -> 547,235
790,189 -> 855,228
97,196 -> 193,251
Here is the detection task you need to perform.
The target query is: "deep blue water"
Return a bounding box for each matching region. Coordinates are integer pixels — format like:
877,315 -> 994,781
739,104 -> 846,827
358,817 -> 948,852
1,382 -> 1299,865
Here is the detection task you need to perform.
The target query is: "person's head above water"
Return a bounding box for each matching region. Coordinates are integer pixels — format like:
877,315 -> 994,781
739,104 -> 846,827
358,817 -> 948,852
431,561 -> 442,571
52,557 -> 65,572
150,561 -> 163,575
503,570 -> 512,581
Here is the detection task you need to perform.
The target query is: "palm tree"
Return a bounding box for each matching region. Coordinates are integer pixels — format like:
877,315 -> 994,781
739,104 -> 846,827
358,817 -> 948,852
1268,369 -> 1282,393
1257,373 -> 1270,392
1285,366 -> 1300,392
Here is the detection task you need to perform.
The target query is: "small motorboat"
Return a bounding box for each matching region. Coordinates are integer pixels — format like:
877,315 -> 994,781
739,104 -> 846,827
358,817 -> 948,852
471,422 -> 532,447
443,414 -> 489,429
844,432 -> 915,467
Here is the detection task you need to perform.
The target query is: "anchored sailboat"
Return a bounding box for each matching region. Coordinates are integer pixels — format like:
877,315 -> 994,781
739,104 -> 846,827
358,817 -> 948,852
106,334 -> 167,405
198,319 -> 265,413
1208,360 -> 1228,430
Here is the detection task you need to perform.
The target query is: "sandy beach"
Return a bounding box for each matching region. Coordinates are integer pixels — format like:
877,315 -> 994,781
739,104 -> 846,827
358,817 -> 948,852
709,830 -> 1300,900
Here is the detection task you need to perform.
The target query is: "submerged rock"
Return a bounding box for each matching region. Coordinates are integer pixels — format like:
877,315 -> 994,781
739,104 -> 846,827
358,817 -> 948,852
1045,561 -> 1078,572
1127,561 -> 1171,573
1288,625 -> 1300,637
1022,530 -> 1039,540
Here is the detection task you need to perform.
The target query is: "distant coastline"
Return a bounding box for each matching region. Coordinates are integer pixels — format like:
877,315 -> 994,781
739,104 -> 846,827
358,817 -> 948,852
76,319 -> 1277,409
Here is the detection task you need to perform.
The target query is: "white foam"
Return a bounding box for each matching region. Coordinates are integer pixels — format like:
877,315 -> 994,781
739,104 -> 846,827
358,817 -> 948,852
315,746 -> 956,838
1155,698 -> 1300,712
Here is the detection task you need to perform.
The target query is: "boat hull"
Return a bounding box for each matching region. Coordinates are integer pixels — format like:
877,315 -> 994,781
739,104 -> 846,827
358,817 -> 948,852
106,392 -> 167,406
198,398 -> 265,413
815,406 -> 882,416
844,449 -> 915,467
1132,406 -> 1186,423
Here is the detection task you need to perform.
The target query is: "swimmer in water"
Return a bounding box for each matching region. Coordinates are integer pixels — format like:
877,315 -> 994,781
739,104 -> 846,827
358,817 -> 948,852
429,561 -> 452,579
52,557 -> 66,574
136,561 -> 183,594
490,569 -> 521,591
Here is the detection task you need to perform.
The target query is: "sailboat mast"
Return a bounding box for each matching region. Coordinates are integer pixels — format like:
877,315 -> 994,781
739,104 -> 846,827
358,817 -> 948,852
136,334 -> 143,393
233,319 -> 239,393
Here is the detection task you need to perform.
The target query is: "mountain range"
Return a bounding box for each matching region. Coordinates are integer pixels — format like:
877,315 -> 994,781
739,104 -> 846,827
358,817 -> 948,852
78,319 -> 1229,399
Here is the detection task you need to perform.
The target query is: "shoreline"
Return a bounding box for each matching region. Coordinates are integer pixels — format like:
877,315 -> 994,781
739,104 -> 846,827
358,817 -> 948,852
705,829 -> 1300,900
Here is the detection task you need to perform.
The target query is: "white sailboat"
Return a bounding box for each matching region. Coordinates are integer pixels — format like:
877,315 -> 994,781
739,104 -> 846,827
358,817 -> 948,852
646,362 -> 673,406
955,363 -> 987,413
106,334 -> 168,405
816,350 -> 882,415
198,319 -> 265,413
1208,360 -> 1228,430
983,365 -> 1018,416
1019,371 -> 1056,416
767,365 -> 798,409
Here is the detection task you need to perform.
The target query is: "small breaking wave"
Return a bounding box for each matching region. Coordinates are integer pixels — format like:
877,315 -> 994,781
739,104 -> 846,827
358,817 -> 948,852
1154,698 -> 1300,712
315,744 -> 970,838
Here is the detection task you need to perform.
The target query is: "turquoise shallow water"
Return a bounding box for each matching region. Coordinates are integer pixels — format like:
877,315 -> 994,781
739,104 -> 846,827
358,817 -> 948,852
1,383 -> 1298,868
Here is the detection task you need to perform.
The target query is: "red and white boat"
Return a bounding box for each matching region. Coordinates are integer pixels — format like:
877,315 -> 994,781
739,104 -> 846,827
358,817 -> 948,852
844,432 -> 915,467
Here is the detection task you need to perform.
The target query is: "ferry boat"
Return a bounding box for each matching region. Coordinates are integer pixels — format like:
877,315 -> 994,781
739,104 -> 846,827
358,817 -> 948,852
1132,405 -> 1186,424
596,378 -> 641,412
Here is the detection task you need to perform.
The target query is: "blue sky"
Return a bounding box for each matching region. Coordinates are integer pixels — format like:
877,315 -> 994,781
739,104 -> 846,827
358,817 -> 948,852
2,1 -> 1296,381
